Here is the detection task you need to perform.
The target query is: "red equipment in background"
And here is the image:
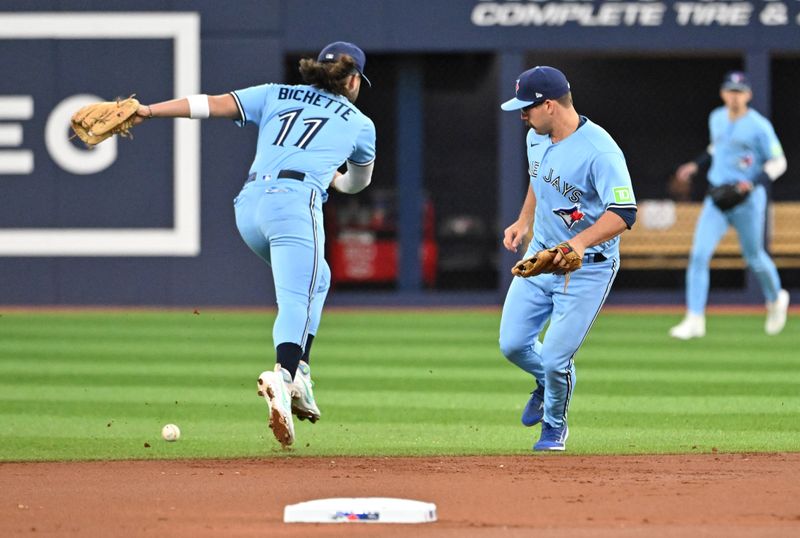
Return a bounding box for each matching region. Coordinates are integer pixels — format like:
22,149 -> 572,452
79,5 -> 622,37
327,190 -> 437,287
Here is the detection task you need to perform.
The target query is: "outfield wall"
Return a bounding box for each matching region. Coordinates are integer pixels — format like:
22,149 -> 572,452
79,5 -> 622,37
1,1 -> 798,305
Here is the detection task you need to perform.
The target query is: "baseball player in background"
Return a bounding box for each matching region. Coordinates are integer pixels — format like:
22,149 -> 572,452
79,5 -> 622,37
128,42 -> 376,447
498,66 -> 637,451
669,71 -> 789,340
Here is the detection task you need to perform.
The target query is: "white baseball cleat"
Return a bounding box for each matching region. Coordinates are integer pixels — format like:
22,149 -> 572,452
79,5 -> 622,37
765,289 -> 790,336
291,360 -> 321,423
669,313 -> 706,340
257,365 -> 295,447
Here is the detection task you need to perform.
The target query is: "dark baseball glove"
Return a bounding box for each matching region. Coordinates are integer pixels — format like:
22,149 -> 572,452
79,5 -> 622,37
70,96 -> 140,147
708,183 -> 749,211
512,241 -> 583,278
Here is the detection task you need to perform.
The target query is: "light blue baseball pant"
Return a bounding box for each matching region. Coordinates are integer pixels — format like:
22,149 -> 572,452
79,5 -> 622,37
499,258 -> 619,428
234,178 -> 331,349
686,185 -> 781,314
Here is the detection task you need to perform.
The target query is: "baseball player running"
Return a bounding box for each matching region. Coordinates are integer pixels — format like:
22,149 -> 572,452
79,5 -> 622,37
498,66 -> 637,451
124,42 -> 376,447
670,71 -> 789,339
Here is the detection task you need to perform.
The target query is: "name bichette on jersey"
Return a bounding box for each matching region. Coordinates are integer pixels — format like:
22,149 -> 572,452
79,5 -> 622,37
530,162 -> 584,204
277,87 -> 355,121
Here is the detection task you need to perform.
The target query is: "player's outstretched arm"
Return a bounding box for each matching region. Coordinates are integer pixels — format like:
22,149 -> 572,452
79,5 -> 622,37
133,94 -> 240,125
70,93 -> 241,147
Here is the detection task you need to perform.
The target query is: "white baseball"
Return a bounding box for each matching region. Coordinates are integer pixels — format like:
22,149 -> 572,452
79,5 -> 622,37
161,424 -> 181,442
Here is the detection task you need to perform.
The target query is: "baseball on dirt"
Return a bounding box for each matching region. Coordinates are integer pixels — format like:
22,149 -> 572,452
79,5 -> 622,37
161,424 -> 181,442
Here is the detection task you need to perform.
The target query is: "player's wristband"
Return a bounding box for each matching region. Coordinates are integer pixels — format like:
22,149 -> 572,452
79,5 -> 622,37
187,94 -> 210,119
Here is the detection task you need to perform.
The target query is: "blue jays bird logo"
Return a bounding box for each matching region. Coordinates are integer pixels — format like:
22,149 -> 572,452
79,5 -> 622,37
737,153 -> 754,170
553,205 -> 585,229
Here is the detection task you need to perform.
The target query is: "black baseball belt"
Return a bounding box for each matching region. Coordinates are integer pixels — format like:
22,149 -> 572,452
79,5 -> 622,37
584,253 -> 607,263
245,169 -> 306,185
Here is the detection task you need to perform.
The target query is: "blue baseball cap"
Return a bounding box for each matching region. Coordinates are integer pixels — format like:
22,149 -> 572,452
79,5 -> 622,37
318,41 -> 371,87
721,71 -> 750,92
501,66 -> 570,111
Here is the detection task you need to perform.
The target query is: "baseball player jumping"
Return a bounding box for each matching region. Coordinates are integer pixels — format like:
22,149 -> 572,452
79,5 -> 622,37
498,66 -> 637,451
120,42 -> 376,447
670,71 -> 789,339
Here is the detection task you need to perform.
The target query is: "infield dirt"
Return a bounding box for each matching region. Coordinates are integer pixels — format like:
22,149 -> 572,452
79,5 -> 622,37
2,453 -> 799,537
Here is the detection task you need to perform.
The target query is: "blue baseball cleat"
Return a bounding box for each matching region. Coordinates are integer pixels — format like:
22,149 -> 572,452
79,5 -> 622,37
533,421 -> 569,451
521,385 -> 545,427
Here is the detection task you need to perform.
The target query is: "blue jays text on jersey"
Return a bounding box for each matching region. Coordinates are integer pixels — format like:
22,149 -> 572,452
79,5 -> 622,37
538,167 -> 584,204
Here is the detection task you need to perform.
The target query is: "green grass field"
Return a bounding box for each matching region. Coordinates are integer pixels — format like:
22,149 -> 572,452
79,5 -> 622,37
1,309 -> 797,461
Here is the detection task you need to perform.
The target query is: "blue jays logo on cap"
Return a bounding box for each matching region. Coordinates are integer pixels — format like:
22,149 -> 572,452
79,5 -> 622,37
318,41 -> 372,87
721,70 -> 750,92
501,66 -> 570,111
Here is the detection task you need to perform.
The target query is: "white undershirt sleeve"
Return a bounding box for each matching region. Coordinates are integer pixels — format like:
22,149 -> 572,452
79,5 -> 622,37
334,160 -> 374,194
763,155 -> 787,181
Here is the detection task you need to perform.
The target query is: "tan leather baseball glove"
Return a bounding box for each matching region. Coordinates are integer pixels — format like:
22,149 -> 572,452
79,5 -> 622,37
512,241 -> 583,278
71,96 -> 140,147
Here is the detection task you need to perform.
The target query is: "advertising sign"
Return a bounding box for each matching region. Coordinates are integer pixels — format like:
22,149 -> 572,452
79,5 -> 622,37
0,12 -> 201,256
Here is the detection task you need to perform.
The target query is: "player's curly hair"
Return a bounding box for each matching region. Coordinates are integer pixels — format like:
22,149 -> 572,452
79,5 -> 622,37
299,55 -> 358,96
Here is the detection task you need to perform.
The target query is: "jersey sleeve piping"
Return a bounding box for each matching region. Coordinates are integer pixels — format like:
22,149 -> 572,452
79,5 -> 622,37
347,157 -> 375,167
230,91 -> 246,126
608,205 -> 638,211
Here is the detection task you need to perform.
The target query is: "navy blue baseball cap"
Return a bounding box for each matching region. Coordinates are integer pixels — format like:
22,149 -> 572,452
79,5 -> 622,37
501,66 -> 570,111
721,71 -> 750,92
318,41 -> 371,87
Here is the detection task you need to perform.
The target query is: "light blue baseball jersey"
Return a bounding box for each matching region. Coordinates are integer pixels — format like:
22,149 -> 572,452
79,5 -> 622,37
707,107 -> 783,187
526,116 -> 636,260
231,83 -> 376,193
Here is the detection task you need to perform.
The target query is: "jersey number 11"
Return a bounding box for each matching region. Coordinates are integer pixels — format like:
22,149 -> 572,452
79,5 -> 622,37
273,108 -> 329,150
